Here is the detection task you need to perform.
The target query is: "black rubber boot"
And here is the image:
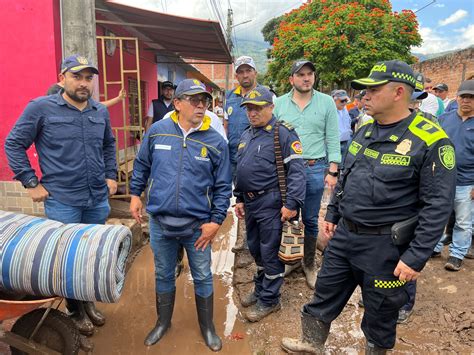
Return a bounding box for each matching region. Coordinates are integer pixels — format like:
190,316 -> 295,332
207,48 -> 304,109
195,294 -> 222,352
281,311 -> 330,354
302,237 -> 317,289
365,341 -> 387,354
83,301 -> 106,326
144,291 -> 176,346
66,299 -> 94,336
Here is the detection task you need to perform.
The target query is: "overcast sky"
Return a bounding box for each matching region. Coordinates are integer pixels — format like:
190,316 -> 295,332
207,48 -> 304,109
123,0 -> 474,54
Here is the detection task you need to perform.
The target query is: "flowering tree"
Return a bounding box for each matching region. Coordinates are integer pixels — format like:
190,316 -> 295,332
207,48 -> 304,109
266,0 -> 422,92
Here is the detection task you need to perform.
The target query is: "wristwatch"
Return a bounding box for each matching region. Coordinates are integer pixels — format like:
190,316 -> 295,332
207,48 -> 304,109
327,170 -> 339,177
23,177 -> 39,189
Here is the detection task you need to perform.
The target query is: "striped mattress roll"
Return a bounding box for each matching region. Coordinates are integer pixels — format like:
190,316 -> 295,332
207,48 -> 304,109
0,210 -> 131,303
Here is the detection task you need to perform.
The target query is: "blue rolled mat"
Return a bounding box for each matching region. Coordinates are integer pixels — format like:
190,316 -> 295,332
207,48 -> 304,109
0,210 -> 131,303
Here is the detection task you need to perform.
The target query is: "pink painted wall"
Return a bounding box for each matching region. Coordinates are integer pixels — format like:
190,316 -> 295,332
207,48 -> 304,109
0,0 -> 62,180
0,6 -> 158,181
96,21 -> 158,151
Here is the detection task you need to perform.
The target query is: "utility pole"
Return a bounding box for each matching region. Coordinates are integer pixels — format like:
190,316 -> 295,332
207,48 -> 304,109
225,8 -> 233,90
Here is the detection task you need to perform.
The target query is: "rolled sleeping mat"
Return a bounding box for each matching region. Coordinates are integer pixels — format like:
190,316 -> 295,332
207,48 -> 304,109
0,210 -> 131,303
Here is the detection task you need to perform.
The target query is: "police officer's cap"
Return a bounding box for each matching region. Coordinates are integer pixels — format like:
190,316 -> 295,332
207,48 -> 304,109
240,86 -> 274,106
351,60 -> 416,90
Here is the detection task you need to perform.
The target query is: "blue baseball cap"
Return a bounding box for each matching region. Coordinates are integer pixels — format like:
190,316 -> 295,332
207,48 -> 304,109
175,79 -> 212,100
411,91 -> 428,100
240,86 -> 274,106
61,54 -> 99,74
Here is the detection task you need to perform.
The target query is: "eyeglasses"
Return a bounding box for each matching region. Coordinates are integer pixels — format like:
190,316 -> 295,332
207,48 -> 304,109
181,95 -> 211,108
340,99 -> 348,104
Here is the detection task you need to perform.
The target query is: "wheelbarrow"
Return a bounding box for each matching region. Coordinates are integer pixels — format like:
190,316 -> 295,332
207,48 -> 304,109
0,296 -> 83,354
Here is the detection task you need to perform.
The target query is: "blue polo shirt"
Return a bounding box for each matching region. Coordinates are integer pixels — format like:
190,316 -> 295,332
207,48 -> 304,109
5,93 -> 117,206
438,110 -> 474,185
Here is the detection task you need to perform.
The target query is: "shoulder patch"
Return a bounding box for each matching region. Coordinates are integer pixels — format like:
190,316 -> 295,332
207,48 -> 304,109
408,114 -> 448,147
278,120 -> 294,131
439,145 -> 455,170
291,141 -> 303,154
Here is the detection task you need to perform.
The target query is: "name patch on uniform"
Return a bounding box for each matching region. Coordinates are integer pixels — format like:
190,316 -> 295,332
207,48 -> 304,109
349,141 -> 362,156
291,141 -> 303,154
439,145 -> 455,170
155,144 -> 171,150
195,156 -> 210,162
380,154 -> 411,166
363,148 -> 379,159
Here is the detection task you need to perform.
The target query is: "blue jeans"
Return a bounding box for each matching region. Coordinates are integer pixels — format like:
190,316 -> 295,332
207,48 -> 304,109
301,161 -> 326,238
149,216 -> 213,298
434,185 -> 473,259
44,197 -> 111,224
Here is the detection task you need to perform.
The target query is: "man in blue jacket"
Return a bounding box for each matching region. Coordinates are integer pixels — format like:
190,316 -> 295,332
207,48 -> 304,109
5,54 -> 118,337
129,79 -> 232,351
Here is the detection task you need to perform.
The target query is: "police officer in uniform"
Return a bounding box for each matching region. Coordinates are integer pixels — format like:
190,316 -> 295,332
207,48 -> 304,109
234,86 -> 306,322
281,60 -> 456,354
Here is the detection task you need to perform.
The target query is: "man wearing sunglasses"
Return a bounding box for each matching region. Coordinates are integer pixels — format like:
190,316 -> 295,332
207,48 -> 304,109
129,79 -> 232,351
332,89 -> 353,168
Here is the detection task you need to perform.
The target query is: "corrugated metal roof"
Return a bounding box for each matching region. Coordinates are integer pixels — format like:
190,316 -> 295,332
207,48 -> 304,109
100,0 -> 232,64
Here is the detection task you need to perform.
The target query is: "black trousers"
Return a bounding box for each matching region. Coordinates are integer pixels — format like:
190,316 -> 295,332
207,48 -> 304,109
244,191 -> 285,306
303,220 -> 409,349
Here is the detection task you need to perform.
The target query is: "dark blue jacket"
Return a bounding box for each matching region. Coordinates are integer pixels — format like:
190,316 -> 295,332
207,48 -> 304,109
225,84 -> 264,164
130,112 -> 232,224
234,116 -> 306,211
5,93 -> 117,207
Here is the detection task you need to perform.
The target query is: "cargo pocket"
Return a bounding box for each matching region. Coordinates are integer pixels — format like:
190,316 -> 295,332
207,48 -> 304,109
366,275 -> 409,315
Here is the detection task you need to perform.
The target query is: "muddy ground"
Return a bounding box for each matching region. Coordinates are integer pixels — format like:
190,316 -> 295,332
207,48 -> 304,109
233,220 -> 474,354
1,207 -> 473,354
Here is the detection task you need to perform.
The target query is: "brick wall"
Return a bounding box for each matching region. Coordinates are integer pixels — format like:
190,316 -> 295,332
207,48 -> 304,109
413,47 -> 474,99
0,181 -> 45,216
191,62 -> 238,90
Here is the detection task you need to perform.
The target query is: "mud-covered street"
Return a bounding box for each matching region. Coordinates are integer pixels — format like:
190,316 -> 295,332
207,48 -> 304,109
1,210 -> 473,354
92,211 -> 474,354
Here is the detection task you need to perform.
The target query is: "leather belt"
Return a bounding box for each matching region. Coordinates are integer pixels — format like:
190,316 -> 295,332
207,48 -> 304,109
343,218 -> 392,235
305,157 -> 326,166
244,188 -> 279,200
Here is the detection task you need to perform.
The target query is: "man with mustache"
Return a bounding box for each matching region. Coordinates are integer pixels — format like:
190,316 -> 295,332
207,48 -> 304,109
129,79 -> 232,351
281,60 -> 456,354
5,54 -> 118,336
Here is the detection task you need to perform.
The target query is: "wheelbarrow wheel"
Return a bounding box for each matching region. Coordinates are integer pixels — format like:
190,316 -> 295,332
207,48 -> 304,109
10,308 -> 81,355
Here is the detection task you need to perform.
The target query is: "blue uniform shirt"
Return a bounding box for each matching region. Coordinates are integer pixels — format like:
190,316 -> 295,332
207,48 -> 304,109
438,109 -> 474,186
5,93 -> 117,207
234,116 -> 306,211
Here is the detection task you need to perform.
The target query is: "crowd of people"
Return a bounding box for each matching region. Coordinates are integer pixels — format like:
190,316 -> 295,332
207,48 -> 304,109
4,52 -> 473,353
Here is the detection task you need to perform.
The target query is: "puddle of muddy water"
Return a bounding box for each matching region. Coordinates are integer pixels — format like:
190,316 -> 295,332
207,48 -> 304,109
91,212 -> 251,355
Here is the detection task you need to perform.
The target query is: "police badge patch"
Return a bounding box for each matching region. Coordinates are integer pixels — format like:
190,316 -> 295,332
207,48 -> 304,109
439,145 -> 455,170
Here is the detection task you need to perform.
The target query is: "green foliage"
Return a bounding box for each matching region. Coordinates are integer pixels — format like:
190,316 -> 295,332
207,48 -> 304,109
267,0 -> 422,93
261,16 -> 284,46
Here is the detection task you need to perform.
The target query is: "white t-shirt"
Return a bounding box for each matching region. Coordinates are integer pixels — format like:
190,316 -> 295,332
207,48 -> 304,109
163,110 -> 228,142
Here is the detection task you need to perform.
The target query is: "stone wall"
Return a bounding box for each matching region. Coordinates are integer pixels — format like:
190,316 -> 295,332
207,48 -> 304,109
413,47 -> 474,99
0,181 -> 44,216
